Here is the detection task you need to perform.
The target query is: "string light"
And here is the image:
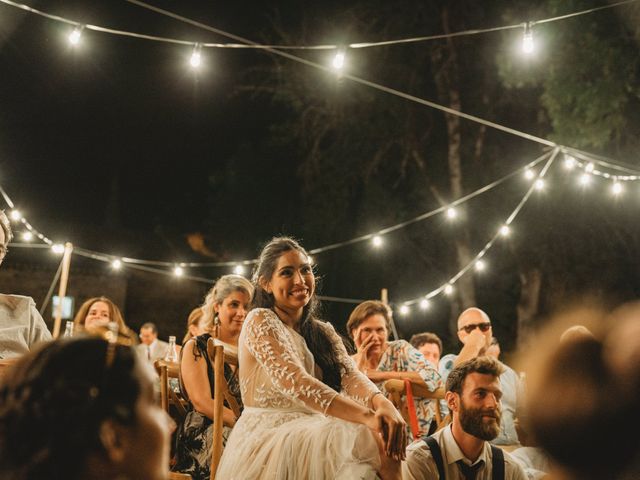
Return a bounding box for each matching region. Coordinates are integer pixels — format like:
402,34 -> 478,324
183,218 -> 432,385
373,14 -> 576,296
68,25 -> 84,46
332,48 -> 346,70
9,210 -> 21,221
399,305 -> 410,315
564,155 -> 576,170
111,259 -> 122,270
612,181 -> 623,195
446,207 -> 457,219
51,244 -> 65,254
524,169 -> 535,180
585,163 -> 595,173
499,225 -> 510,237
189,43 -> 202,68
534,179 -> 545,190
474,259 -> 486,272
21,231 -> 33,241
579,173 -> 591,186
522,22 -> 534,54
419,299 -> 430,310
372,235 -> 383,248
233,265 -> 245,275
173,266 -> 184,277
443,284 -> 454,296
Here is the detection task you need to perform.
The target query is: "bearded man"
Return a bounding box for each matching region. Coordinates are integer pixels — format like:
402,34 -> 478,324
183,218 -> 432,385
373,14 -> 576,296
402,356 -> 527,480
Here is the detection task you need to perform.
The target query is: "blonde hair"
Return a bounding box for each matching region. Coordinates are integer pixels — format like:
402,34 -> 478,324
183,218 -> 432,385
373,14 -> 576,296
201,274 -> 254,331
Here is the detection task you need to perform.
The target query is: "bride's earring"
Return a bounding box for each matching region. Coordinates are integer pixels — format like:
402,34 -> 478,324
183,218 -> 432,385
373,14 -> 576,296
213,313 -> 220,338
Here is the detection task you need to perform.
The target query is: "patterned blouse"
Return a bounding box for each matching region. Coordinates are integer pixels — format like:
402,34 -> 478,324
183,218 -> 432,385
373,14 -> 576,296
376,340 -> 443,435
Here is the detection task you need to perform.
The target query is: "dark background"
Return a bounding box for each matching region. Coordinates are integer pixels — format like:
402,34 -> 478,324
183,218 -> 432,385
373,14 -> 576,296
1,1 -> 639,355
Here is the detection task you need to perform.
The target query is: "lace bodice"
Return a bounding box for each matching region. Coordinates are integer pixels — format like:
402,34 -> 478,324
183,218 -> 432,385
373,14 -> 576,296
239,308 -> 380,414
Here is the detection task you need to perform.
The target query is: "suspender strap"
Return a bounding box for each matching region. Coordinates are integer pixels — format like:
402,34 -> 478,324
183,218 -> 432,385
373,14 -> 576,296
490,445 -> 505,480
423,436 -> 445,479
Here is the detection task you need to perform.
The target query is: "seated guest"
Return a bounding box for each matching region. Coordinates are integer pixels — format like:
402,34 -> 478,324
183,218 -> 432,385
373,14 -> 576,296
0,209 -> 51,359
0,336 -> 172,480
172,274 -> 253,480
440,308 -> 523,448
410,331 -> 443,367
348,300 -> 442,436
136,322 -> 171,363
73,296 -> 132,337
182,306 -> 208,345
403,356 -> 527,479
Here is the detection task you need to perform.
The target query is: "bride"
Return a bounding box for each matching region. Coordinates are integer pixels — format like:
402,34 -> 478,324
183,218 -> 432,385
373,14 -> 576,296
216,237 -> 406,479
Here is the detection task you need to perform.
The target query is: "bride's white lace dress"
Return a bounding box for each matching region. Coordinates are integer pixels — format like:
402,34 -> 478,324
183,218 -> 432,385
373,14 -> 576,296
216,308 -> 382,479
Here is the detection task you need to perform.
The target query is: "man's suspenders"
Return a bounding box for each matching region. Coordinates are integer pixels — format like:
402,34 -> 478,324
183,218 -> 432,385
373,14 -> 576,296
421,435 -> 505,480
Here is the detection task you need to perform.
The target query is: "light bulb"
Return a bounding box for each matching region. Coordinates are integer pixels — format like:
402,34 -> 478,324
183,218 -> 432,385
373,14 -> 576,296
579,173 -> 591,186
51,244 -> 65,254
111,259 -> 122,270
22,231 -> 33,241
612,182 -> 623,195
585,163 -> 594,173
475,260 -> 486,272
534,179 -> 545,190
69,26 -> 82,45
332,50 -> 345,70
419,299 -> 430,310
522,22 -> 534,54
399,305 -> 409,315
499,225 -> 510,237
372,235 -> 383,247
173,266 -> 184,277
9,210 -> 22,221
524,169 -> 535,180
446,207 -> 457,219
444,284 -> 454,296
233,265 -> 245,275
564,155 -> 576,170
190,44 -> 202,68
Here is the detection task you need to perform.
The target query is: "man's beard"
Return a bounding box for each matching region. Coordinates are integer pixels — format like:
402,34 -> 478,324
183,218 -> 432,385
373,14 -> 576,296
459,399 -> 502,441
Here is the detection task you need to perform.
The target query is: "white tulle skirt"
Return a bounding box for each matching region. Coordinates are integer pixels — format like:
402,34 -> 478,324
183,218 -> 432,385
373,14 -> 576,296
216,407 -> 381,479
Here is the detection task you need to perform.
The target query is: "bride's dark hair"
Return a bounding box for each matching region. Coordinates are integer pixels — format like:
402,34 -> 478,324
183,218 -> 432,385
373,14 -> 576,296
252,236 -> 344,392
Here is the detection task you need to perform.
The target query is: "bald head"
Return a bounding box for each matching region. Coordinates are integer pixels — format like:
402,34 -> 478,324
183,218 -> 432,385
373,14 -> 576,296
457,308 -> 490,329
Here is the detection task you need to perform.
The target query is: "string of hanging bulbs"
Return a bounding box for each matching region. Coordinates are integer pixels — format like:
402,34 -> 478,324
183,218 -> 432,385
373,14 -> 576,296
1,0 -> 638,74
5,146 -> 640,309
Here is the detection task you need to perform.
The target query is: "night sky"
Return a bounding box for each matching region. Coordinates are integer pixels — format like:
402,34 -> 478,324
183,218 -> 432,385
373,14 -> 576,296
2,1 -> 639,349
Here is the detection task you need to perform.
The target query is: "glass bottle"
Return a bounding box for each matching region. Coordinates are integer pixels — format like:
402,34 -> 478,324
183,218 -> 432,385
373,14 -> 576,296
63,321 -> 74,338
165,335 -> 177,362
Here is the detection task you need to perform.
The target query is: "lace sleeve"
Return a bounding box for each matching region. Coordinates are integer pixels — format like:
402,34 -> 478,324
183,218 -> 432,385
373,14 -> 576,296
318,321 -> 381,407
244,309 -> 339,414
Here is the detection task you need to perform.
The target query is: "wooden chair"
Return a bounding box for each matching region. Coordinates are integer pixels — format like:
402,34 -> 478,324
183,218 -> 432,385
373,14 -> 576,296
206,338 -> 241,480
168,472 -> 192,480
384,379 -> 447,439
154,359 -> 188,421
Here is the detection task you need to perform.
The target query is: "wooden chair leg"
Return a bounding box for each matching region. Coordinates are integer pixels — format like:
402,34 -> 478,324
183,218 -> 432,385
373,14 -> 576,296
210,345 -> 224,480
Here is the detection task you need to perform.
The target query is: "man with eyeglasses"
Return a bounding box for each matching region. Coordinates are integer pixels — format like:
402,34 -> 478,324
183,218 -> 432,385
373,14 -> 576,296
0,210 -> 52,359
439,308 -> 523,450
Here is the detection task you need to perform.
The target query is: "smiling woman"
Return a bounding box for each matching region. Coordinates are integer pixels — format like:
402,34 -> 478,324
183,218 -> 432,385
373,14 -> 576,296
215,236 -> 408,479
172,274 -> 253,480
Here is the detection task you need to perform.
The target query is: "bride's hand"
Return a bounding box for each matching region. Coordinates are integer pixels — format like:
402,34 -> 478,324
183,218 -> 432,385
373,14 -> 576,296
373,395 -> 407,461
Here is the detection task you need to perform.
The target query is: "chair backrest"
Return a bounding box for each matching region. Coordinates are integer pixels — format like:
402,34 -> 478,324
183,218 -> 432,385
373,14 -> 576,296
206,338 -> 241,480
154,359 -> 187,420
384,379 -> 447,439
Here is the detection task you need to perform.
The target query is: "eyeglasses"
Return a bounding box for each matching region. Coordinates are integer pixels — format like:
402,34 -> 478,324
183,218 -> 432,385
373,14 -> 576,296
459,322 -> 492,334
